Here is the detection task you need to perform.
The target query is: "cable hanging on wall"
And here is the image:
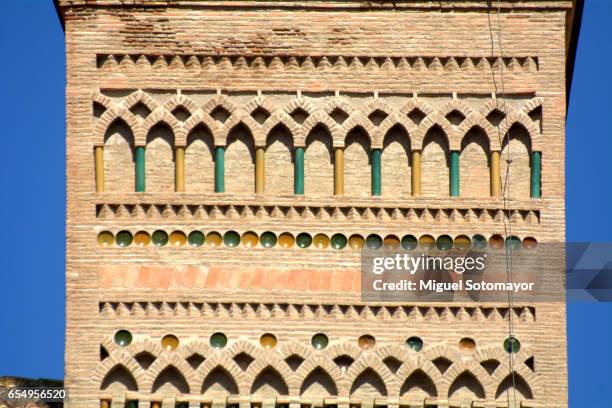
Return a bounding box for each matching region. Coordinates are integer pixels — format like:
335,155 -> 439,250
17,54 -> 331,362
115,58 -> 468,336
489,0 -> 519,405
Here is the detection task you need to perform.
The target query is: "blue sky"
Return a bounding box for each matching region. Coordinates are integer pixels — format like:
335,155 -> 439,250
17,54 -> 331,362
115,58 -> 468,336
0,1 -> 610,406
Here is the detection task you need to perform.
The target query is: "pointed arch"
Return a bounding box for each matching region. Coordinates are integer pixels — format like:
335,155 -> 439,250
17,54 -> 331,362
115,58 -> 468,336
344,126 -> 371,196
498,111 -> 540,149
223,111 -> 260,143
96,108 -> 141,144
225,123 -> 256,194
382,124 -> 411,197
251,366 -> 289,396
501,123 -> 532,199
266,124 -> 294,195
400,369 -> 437,398
146,122 -> 175,192
415,113 -> 454,149
401,98 -> 436,118
201,366 -> 240,396
101,364 -> 138,392
349,368 -> 387,397
103,118 -> 135,192
305,124 -> 334,196
122,89 -> 159,113
448,371 -> 485,399
152,365 -> 190,394
495,373 -> 533,400
183,112 -> 221,146
186,123 -> 215,192
203,95 -> 238,117
440,99 -> 474,119
421,125 -> 450,197
300,367 -> 338,396
302,110 -> 342,142
342,112 -> 376,141
460,126 -> 491,197
163,94 -> 199,116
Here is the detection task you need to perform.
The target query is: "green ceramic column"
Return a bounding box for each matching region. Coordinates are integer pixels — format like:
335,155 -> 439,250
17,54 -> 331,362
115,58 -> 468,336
135,146 -> 145,192
450,151 -> 459,196
371,148 -> 381,196
294,147 -> 304,195
215,146 -> 225,193
531,151 -> 541,198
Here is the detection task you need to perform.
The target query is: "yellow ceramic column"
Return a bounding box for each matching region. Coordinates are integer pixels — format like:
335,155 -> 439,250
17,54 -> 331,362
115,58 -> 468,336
94,146 -> 104,193
491,151 -> 501,197
255,147 -> 265,194
334,147 -> 344,195
411,150 -> 421,196
175,146 -> 185,192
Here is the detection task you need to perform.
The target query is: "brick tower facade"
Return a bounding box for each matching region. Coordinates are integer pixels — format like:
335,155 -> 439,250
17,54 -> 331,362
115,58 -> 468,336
56,1 -> 580,407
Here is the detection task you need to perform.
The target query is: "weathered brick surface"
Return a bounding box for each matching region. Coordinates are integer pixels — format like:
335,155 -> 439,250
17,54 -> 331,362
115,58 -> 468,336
58,1 -> 573,407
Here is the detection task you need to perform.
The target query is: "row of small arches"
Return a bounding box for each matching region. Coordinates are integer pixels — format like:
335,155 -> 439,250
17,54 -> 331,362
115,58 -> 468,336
98,341 -> 534,404
93,91 -> 543,148
97,119 -> 540,199
97,333 -> 535,399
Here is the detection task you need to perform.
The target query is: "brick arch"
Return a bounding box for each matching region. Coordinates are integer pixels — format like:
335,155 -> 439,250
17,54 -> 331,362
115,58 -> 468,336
414,113 -> 455,150
278,341 -> 314,362
478,98 -> 515,118
398,368 -> 439,399
200,364 -> 241,396
346,364 -> 394,397
499,111 -> 541,150
176,340 -> 213,360
222,109 -> 262,143
294,357 -> 343,387
491,368 -> 537,401
375,344 -> 410,362
93,353 -> 146,392
283,97 -> 318,116
445,369 -> 488,401
144,356 -> 196,394
125,338 -> 164,359
342,112 -> 376,147
163,94 -> 199,115
366,98 -> 395,118
375,113 -> 416,149
395,356 -> 444,397
298,365 -> 340,397
95,108 -> 141,145
141,108 -> 182,146
456,114 -> 500,151
225,339 -> 267,359
203,94 -> 239,115
244,353 -> 295,387
519,96 -> 544,116
261,112 -> 303,146
302,110 -> 343,141
472,345 -> 511,366
121,89 -> 159,112
182,110 -> 221,146
322,97 -> 358,116
92,91 -> 113,111
325,342 -> 362,361
442,362 -> 493,399
400,98 -> 436,118
249,364 -> 293,396
193,351 -> 247,394
243,96 -> 278,118
439,99 -> 475,118
421,344 -> 463,363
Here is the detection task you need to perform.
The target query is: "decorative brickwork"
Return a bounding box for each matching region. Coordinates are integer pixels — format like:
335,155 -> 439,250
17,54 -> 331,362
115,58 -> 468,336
57,1 -> 575,407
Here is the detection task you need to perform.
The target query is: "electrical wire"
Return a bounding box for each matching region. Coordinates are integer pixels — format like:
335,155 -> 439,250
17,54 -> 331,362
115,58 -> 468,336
488,1 -> 519,405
